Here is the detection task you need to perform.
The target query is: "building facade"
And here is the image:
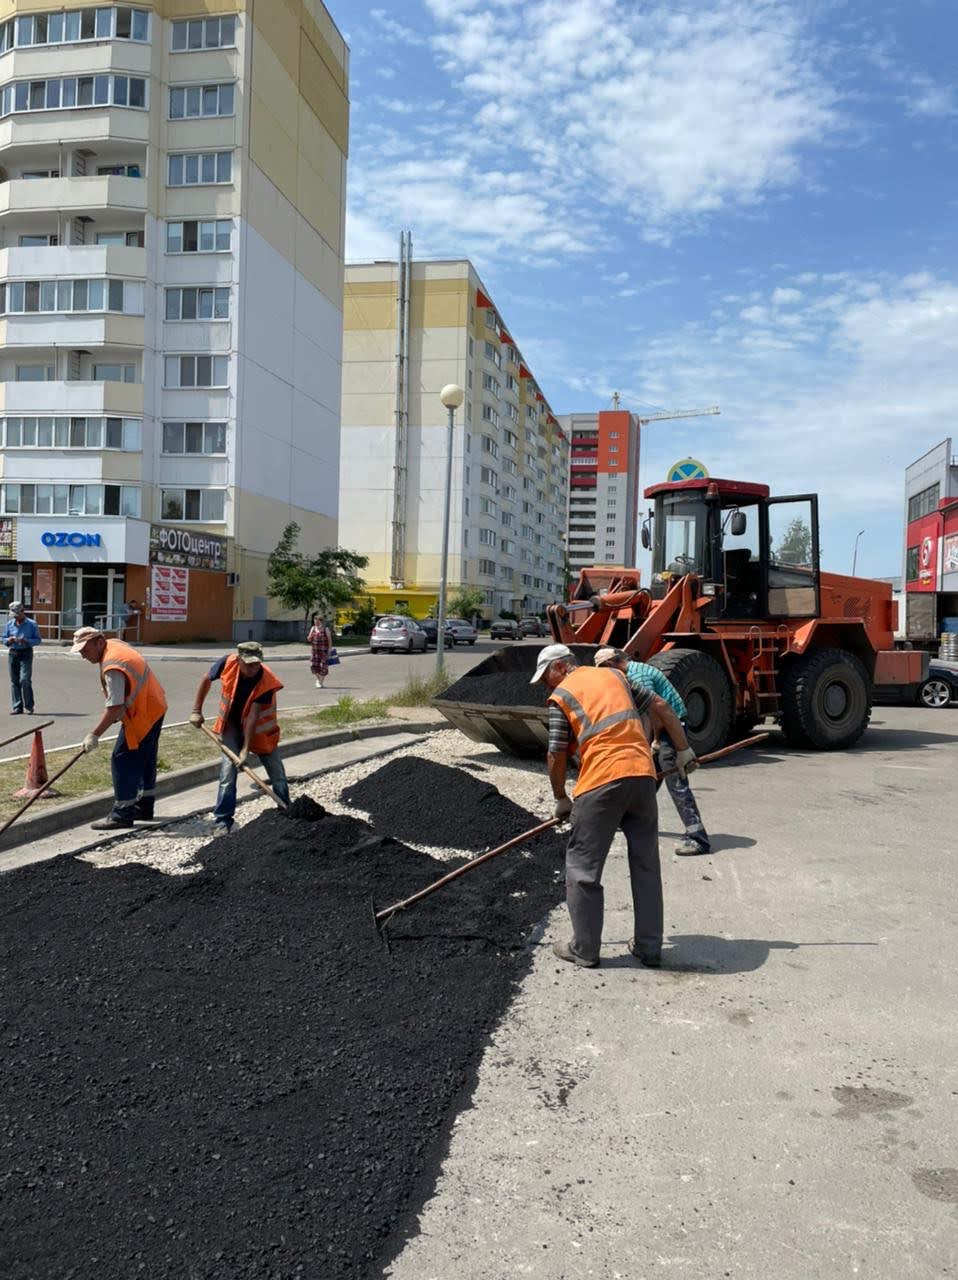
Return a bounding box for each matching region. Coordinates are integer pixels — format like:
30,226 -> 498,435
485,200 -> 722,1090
0,0 -> 348,640
340,254 -> 569,621
902,437 -> 958,644
559,409 -> 640,572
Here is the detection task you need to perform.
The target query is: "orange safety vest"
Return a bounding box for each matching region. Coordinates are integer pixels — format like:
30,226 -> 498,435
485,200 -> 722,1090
213,656 -> 283,755
548,666 -> 654,797
100,638 -> 168,750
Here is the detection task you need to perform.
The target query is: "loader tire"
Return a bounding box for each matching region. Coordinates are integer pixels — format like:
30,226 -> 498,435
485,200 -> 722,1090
779,647 -> 871,750
646,648 -> 733,756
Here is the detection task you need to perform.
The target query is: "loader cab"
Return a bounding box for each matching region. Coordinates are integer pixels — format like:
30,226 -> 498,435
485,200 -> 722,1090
643,478 -> 821,621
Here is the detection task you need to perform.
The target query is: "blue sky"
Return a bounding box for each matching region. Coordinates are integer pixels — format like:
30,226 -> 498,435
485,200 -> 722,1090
334,0 -> 957,579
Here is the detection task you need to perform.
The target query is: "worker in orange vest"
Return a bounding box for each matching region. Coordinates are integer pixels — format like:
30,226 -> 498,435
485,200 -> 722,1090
532,643 -> 698,969
71,626 -> 168,831
190,640 -> 290,834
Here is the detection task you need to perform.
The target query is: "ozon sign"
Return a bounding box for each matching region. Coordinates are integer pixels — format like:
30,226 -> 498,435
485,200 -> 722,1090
41,531 -> 103,548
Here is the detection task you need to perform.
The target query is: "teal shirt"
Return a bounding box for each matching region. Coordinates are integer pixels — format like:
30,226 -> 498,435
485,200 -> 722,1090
625,661 -> 687,720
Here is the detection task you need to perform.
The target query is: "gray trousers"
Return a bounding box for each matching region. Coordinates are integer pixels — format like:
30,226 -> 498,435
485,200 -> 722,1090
565,776 -> 662,960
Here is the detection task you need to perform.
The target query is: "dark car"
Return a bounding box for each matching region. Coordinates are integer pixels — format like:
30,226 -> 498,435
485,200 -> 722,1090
417,617 -> 453,648
490,617 -> 520,640
874,659 -> 958,709
519,616 -> 547,637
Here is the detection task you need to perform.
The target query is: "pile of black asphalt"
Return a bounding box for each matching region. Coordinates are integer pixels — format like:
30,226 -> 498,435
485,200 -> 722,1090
438,642 -> 597,708
0,763 -> 565,1280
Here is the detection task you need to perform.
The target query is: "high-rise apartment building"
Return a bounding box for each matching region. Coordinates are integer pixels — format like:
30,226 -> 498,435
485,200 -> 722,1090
560,410 -> 640,571
0,1 -> 348,640
341,253 -> 569,620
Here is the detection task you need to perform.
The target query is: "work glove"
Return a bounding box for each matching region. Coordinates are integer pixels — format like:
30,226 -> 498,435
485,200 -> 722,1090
189,711 -> 204,727
553,795 -> 573,821
82,733 -> 99,754
675,747 -> 698,780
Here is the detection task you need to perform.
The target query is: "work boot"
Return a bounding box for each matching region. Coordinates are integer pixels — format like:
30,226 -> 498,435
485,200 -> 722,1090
133,803 -> 155,822
212,820 -> 233,837
675,836 -> 710,856
552,938 -> 599,968
90,816 -> 134,831
628,940 -> 662,968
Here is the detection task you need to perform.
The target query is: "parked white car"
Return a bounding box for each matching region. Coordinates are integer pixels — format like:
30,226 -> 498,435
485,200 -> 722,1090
370,616 -> 428,653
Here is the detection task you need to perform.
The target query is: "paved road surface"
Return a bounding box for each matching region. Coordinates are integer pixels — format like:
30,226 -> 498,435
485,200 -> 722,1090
0,639 -> 515,755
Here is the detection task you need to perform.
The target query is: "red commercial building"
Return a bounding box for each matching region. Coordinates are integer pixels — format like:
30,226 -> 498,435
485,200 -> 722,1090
903,439 -> 958,646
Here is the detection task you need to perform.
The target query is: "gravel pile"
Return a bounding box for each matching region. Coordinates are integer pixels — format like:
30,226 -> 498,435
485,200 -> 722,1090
0,778 -> 565,1279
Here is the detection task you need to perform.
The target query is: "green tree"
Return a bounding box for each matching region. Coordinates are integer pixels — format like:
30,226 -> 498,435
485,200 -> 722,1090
392,601 -> 414,617
349,596 -> 378,636
774,518 -> 813,566
267,522 -> 368,623
448,585 -> 485,621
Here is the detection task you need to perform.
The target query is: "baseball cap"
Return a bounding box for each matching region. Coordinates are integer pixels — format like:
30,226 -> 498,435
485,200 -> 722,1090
530,642 -> 572,684
70,626 -> 103,653
236,640 -> 264,664
9,600 -> 23,613
594,647 -> 626,667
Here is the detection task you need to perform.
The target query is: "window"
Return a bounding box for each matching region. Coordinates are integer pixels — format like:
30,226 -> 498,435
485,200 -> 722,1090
18,233 -> 58,247
484,340 -> 501,369
2,482 -> 139,516
171,15 -> 236,51
164,355 -> 229,388
480,466 -> 498,487
502,458 -> 518,476
16,364 -> 54,381
508,404 -> 520,424
166,218 -> 232,254
95,230 -> 144,246
908,483 -> 940,523
502,484 -> 517,501
478,528 -> 497,547
167,152 -> 232,187
161,421 -> 227,455
96,163 -> 142,177
93,364 -> 136,382
905,545 -> 920,581
169,83 -> 235,118
478,558 -> 496,576
499,565 -> 512,580
506,374 -> 519,393
501,512 -> 515,529
165,287 -> 230,320
608,431 -> 619,438
609,445 -> 618,453
501,538 -> 515,555
481,435 -> 499,459
0,278 -> 143,315
0,8 -> 149,51
481,405 -> 500,428
479,497 -> 497,516
160,488 -> 226,523
482,373 -> 501,397
0,74 -> 147,117
3,416 -> 139,450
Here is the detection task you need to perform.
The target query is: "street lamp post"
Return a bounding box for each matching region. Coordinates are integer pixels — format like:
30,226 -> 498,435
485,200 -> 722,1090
436,383 -> 464,671
852,529 -> 865,576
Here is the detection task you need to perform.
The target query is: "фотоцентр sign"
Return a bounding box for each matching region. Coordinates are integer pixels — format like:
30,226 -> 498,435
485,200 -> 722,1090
149,524 -> 227,571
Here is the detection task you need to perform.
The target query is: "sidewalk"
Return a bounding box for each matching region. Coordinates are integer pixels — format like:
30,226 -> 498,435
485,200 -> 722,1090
40,641 -> 370,662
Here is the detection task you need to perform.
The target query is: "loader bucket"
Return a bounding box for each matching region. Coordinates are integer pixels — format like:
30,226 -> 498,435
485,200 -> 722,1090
432,644 -> 598,756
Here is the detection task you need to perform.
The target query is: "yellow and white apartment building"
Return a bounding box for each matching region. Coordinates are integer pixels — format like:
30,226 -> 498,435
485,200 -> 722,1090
0,0 -> 347,641
341,254 -> 570,621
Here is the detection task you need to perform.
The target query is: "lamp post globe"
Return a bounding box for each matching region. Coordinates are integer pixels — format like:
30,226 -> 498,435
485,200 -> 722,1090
436,384 -> 464,669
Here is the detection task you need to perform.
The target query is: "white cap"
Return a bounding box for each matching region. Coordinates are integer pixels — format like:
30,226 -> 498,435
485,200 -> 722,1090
530,642 -> 572,684
9,600 -> 24,613
594,647 -> 623,667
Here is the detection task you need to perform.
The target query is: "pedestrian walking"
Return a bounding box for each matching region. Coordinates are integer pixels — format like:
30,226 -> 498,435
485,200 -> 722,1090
595,647 -> 711,855
4,601 -> 41,715
72,627 -> 167,830
119,599 -> 141,643
533,643 -> 698,969
190,640 -> 290,834
307,613 -> 332,688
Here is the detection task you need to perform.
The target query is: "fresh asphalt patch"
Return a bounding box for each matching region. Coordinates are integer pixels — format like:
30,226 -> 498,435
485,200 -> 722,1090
0,769 -> 566,1279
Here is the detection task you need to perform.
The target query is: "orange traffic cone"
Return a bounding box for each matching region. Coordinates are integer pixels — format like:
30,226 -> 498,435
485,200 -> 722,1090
13,730 -> 60,799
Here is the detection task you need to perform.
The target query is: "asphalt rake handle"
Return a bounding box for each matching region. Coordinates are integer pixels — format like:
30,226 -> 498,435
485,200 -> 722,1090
655,732 -> 770,782
195,721 -> 290,812
0,719 -> 55,754
0,747 -> 86,838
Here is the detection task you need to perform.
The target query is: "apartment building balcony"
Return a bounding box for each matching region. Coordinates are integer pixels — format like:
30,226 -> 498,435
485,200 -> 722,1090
0,106 -> 150,156
0,242 -> 144,278
0,313 -> 143,348
0,377 -> 143,415
0,173 -> 146,226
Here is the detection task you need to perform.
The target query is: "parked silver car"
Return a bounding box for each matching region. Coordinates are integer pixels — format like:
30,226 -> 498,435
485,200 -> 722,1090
445,617 -> 478,645
370,615 -> 428,653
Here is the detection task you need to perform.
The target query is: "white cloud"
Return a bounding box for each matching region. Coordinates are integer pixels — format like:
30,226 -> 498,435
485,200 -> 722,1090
772,287 -> 803,306
348,0 -> 839,262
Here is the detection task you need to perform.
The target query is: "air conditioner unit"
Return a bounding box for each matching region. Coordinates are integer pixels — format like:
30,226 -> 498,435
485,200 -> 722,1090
227,572 -> 239,587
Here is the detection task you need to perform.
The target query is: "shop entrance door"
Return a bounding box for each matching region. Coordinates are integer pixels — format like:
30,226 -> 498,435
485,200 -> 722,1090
62,568 -> 125,630
0,572 -> 19,613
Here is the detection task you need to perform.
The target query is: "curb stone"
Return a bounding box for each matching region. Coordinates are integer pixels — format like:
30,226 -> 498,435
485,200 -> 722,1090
0,719 -> 446,854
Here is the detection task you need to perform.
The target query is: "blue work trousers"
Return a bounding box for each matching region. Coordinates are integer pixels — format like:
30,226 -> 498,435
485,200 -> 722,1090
658,725 -> 710,851
213,723 -> 290,825
111,715 -> 163,822
8,648 -> 34,713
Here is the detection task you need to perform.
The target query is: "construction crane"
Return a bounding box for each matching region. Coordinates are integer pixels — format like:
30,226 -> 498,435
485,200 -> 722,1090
609,391 -> 721,424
